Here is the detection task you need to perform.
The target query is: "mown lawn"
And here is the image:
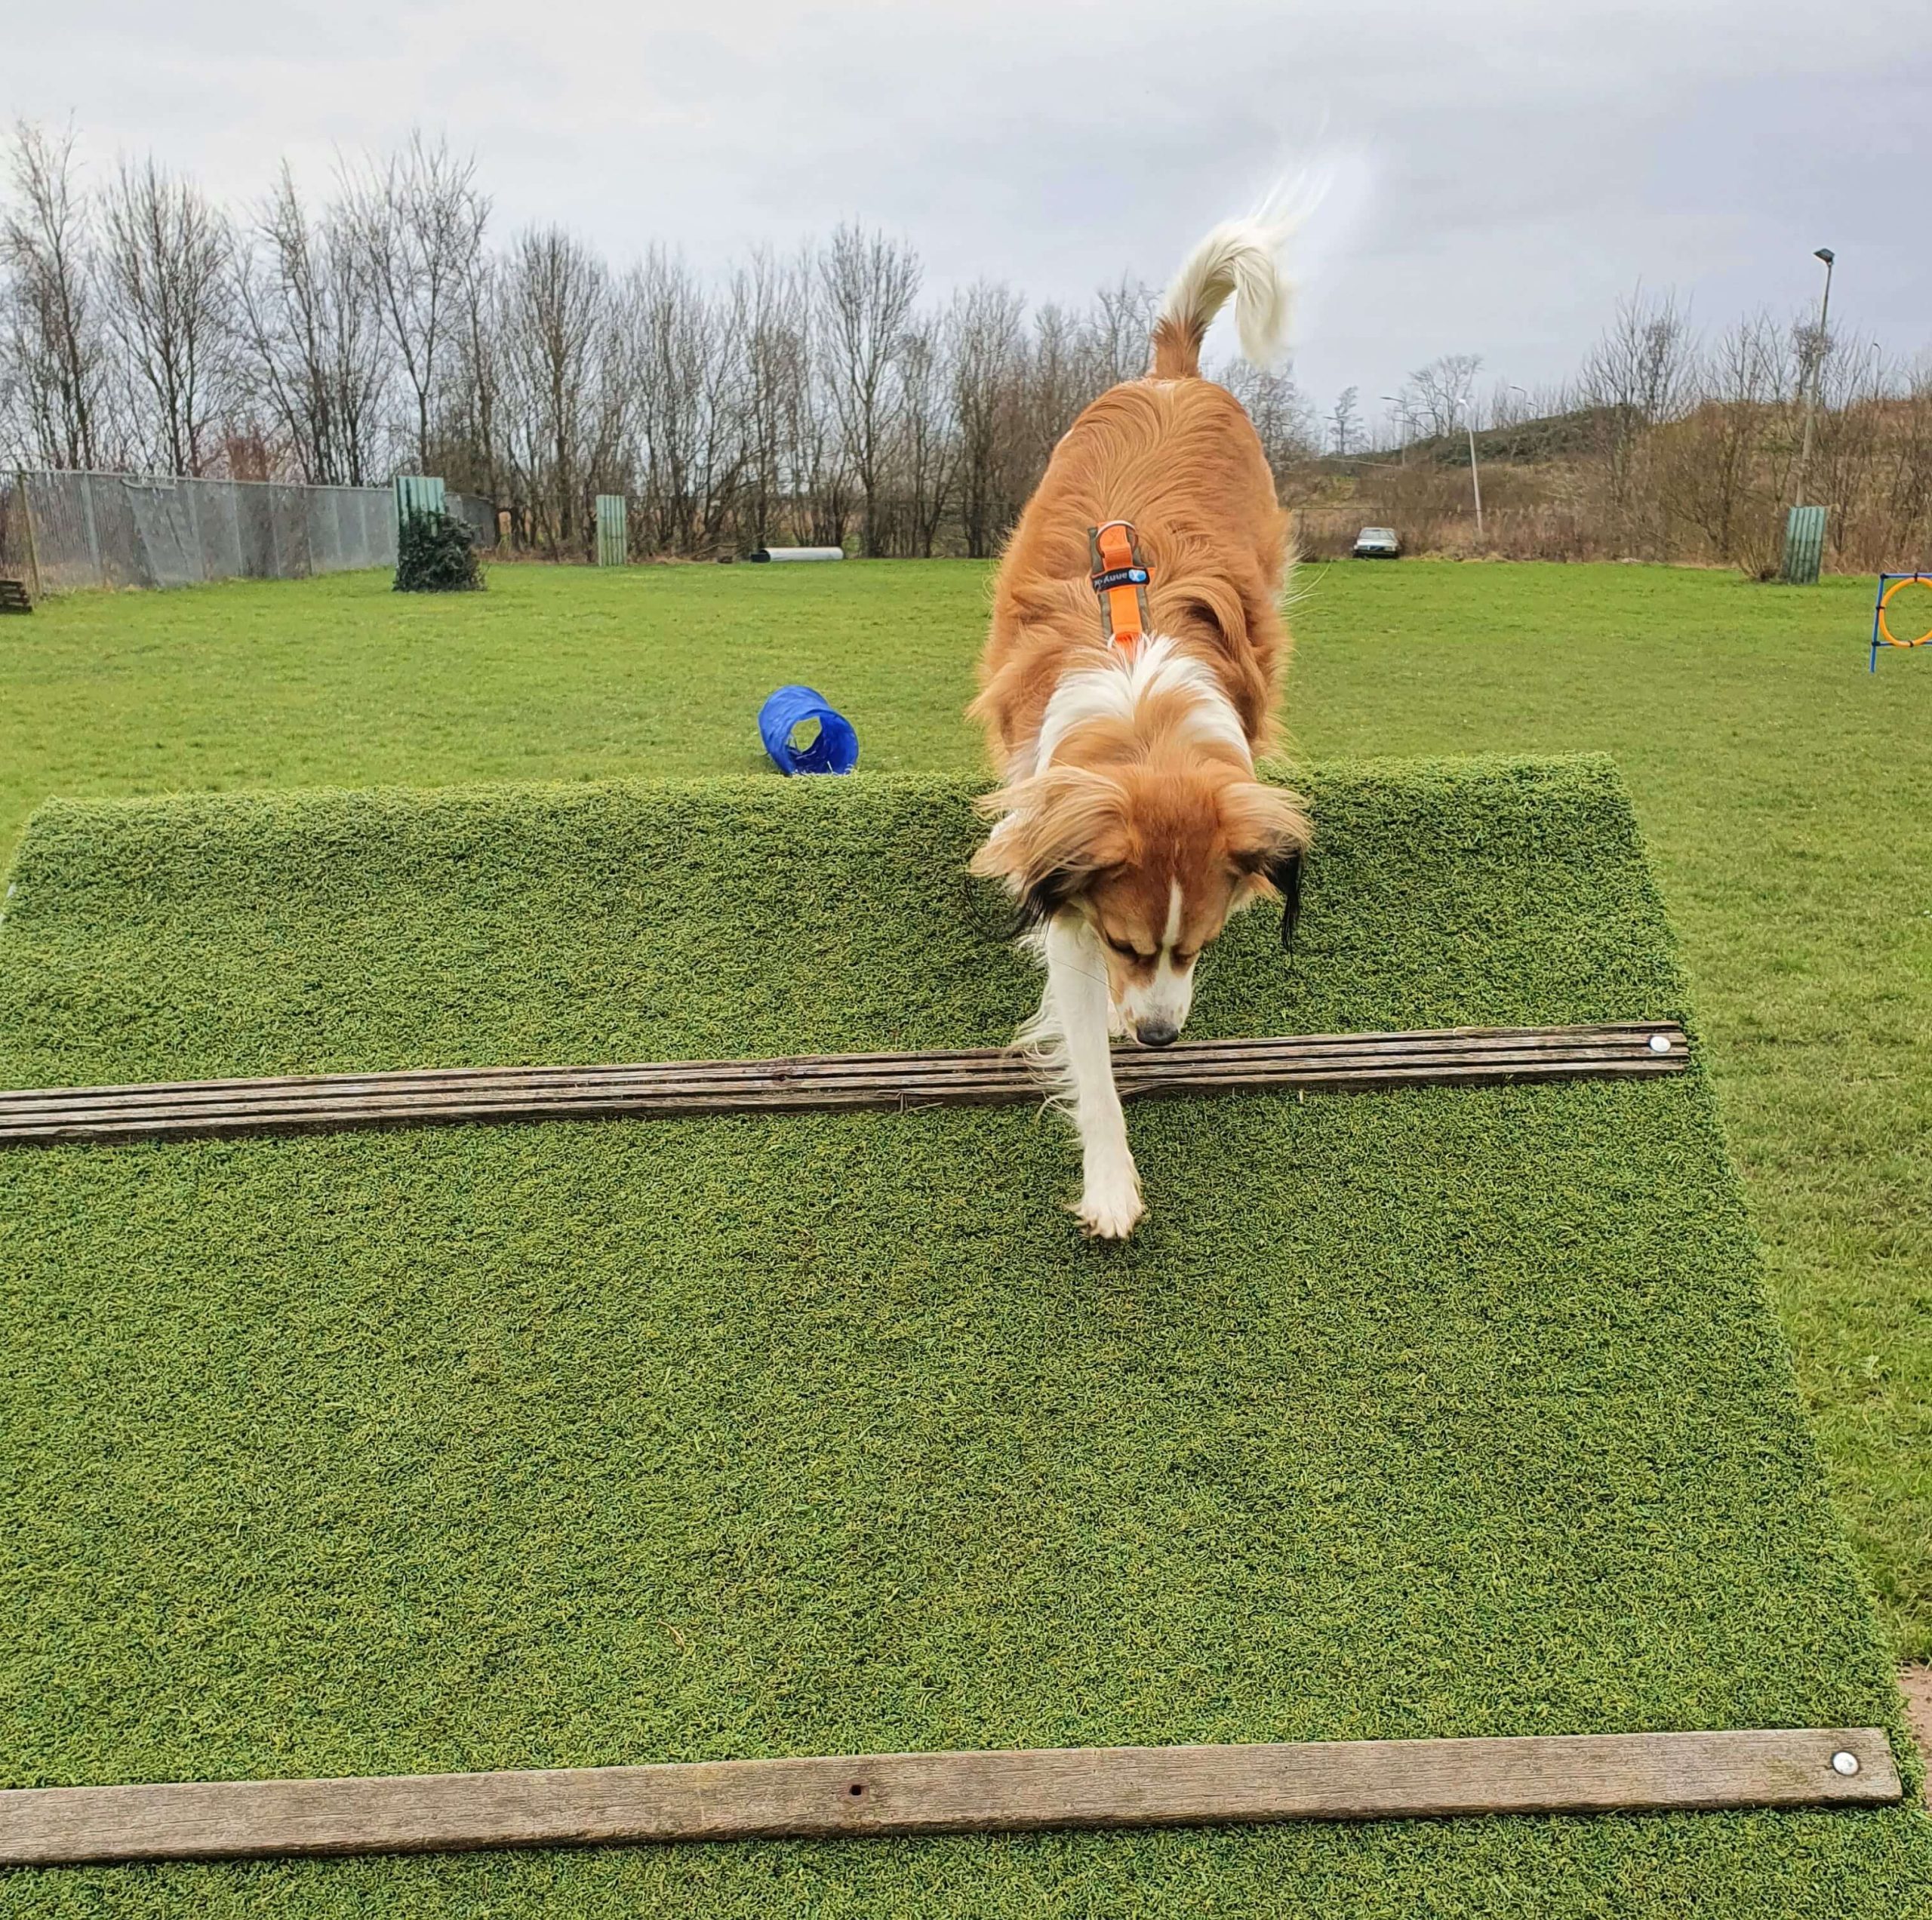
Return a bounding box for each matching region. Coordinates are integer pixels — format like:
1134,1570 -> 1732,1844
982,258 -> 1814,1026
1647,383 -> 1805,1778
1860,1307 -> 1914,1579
2,558 -> 1927,1662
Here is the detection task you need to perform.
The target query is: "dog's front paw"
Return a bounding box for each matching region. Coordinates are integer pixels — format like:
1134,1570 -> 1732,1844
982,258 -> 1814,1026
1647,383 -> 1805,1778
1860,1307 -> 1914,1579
1075,1158 -> 1145,1240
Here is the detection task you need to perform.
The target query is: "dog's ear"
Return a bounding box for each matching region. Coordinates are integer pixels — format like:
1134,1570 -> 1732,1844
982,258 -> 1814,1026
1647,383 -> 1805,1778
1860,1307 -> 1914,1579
972,768 -> 1131,925
1220,780 -> 1312,951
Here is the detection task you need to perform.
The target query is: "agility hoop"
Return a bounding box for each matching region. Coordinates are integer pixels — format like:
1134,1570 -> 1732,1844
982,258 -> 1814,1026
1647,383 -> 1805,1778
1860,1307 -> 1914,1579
1869,573 -> 1932,672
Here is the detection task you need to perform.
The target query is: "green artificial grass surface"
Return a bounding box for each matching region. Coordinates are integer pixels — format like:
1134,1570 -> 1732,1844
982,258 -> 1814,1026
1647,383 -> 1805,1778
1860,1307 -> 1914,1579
0,758 -> 1926,1915
1,558 -> 1925,1669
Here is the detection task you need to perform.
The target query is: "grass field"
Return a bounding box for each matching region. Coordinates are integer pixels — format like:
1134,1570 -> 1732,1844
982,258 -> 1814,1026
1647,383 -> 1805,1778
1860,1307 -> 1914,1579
2,758 -> 1925,1915
2,558 -> 1926,1667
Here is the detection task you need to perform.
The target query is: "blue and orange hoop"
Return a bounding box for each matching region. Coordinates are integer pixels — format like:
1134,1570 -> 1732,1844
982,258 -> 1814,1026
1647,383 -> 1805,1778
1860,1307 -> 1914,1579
1869,574 -> 1932,672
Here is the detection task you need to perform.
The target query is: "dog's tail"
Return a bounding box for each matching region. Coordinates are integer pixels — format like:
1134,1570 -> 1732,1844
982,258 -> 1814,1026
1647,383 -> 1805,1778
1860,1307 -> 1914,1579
1150,188 -> 1299,378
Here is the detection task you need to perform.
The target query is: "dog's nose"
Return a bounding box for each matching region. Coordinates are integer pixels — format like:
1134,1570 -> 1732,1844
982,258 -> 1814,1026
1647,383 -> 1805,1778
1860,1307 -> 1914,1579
1137,1019 -> 1180,1048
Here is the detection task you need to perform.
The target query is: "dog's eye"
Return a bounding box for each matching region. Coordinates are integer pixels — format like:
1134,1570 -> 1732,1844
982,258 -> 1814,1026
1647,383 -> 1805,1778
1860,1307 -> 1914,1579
1103,934 -> 1155,963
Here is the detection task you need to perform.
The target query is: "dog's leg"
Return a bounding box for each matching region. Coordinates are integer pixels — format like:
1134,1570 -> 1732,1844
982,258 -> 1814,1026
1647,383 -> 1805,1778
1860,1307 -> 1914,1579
1041,915 -> 1144,1240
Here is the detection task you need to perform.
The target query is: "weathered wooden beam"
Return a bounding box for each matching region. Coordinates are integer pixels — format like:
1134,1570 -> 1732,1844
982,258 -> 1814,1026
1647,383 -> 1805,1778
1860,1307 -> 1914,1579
0,1728 -> 1895,1865
0,1023 -> 1688,1148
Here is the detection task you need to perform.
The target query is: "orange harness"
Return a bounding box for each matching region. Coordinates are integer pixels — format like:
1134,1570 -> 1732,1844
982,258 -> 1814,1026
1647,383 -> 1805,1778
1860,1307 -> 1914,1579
1088,521 -> 1151,657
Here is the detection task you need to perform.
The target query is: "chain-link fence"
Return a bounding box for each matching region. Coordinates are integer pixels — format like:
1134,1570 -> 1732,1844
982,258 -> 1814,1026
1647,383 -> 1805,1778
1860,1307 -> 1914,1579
0,471 -> 500,596
447,492 -> 497,551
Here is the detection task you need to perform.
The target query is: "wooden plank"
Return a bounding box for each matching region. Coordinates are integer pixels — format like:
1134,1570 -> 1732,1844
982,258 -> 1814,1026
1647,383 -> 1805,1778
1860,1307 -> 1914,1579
0,1025 -> 1681,1105
0,1042 -> 1676,1122
0,1728 -> 1897,1865
0,1023 -> 1689,1148
1,1057 -> 1682,1131
0,1026 -> 1684,1110
0,1056 -> 1684,1134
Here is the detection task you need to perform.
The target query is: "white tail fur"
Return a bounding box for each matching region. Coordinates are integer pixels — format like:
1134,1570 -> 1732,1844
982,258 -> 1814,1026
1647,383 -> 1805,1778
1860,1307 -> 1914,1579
1154,186 -> 1300,373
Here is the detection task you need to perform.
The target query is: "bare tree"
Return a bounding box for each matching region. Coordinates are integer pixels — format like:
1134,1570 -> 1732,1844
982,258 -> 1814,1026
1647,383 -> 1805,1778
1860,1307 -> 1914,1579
1328,384 -> 1359,457
947,279 -> 1023,558
774,243 -> 851,551
236,167 -> 389,484
1577,288 -> 1693,551
625,246 -> 749,555
2,120 -> 109,469
892,314 -> 959,556
817,224 -> 920,557
99,157 -> 238,475
1655,314 -> 1786,566
1807,333 -> 1887,565
497,226 -> 609,556
1014,301 -> 1091,479
347,135 -> 487,472
1580,289 -> 1693,429
1217,359 -> 1318,503
438,245 -> 505,509
1407,353 -> 1483,439
734,248 -> 811,551
1084,275 -> 1157,389
1872,355 -> 1932,569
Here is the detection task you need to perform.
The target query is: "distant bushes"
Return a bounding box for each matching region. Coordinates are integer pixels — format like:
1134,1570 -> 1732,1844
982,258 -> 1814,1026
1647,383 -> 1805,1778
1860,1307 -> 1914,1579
1295,305 -> 1932,574
394,509 -> 485,592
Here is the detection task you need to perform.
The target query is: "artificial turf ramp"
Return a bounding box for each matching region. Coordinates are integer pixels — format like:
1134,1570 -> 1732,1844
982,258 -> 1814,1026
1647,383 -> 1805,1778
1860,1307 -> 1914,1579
0,758 -> 1924,1916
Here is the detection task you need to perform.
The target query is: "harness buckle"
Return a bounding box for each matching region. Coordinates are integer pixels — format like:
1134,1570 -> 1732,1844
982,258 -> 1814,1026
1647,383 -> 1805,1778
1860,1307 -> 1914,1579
1088,521 -> 1151,654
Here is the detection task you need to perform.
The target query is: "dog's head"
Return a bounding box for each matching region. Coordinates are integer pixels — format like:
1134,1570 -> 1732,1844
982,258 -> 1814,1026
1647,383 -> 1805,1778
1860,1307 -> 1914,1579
973,761 -> 1309,1046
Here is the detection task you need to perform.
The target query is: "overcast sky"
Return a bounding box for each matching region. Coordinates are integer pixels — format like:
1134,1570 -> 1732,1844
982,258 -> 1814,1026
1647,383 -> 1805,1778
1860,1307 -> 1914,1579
8,0 -> 1929,428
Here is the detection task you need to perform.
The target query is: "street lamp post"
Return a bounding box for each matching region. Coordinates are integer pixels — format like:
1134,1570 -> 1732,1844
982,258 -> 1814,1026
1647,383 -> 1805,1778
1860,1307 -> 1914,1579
1466,419 -> 1485,542
1792,247 -> 1835,508
1380,395 -> 1411,465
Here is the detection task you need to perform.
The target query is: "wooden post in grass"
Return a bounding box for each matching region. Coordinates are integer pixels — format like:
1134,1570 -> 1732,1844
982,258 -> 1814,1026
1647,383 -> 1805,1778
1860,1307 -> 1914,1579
595,494 -> 628,567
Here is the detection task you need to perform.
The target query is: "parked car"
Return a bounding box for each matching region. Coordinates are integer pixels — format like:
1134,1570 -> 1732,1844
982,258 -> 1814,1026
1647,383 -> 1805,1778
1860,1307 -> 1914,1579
1352,526 -> 1401,558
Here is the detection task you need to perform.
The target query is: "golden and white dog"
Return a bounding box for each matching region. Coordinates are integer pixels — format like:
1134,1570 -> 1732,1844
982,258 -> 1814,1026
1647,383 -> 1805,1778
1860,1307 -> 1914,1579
970,200 -> 1309,1240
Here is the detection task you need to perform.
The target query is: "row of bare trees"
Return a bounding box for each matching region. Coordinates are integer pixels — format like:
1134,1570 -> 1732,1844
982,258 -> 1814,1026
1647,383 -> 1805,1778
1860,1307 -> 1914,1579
10,120 -> 1928,571
1564,297 -> 1932,573
0,121 -> 1315,559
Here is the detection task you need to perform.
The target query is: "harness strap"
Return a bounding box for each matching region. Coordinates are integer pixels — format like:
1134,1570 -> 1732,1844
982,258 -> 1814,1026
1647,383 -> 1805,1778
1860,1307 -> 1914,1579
1088,521 -> 1151,655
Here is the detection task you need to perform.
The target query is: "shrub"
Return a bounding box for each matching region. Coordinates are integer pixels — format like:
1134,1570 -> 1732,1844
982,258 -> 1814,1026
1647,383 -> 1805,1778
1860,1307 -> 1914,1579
394,510 -> 485,593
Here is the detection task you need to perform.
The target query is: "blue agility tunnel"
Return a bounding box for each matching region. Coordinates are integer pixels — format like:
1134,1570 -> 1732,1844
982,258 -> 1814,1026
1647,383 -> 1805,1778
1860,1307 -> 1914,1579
758,685 -> 860,776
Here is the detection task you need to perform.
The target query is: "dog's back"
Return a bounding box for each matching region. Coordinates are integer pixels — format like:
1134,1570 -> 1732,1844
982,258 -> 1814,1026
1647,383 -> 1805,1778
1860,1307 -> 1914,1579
976,205 -> 1300,768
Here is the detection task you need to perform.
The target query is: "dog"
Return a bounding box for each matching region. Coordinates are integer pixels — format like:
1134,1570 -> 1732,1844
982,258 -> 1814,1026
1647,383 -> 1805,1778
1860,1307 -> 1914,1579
969,198 -> 1310,1241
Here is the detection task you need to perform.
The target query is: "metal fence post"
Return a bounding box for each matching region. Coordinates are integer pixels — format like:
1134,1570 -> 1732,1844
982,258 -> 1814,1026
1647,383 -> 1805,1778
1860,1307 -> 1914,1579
78,474 -> 102,586
14,472 -> 41,602
183,480 -> 205,583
